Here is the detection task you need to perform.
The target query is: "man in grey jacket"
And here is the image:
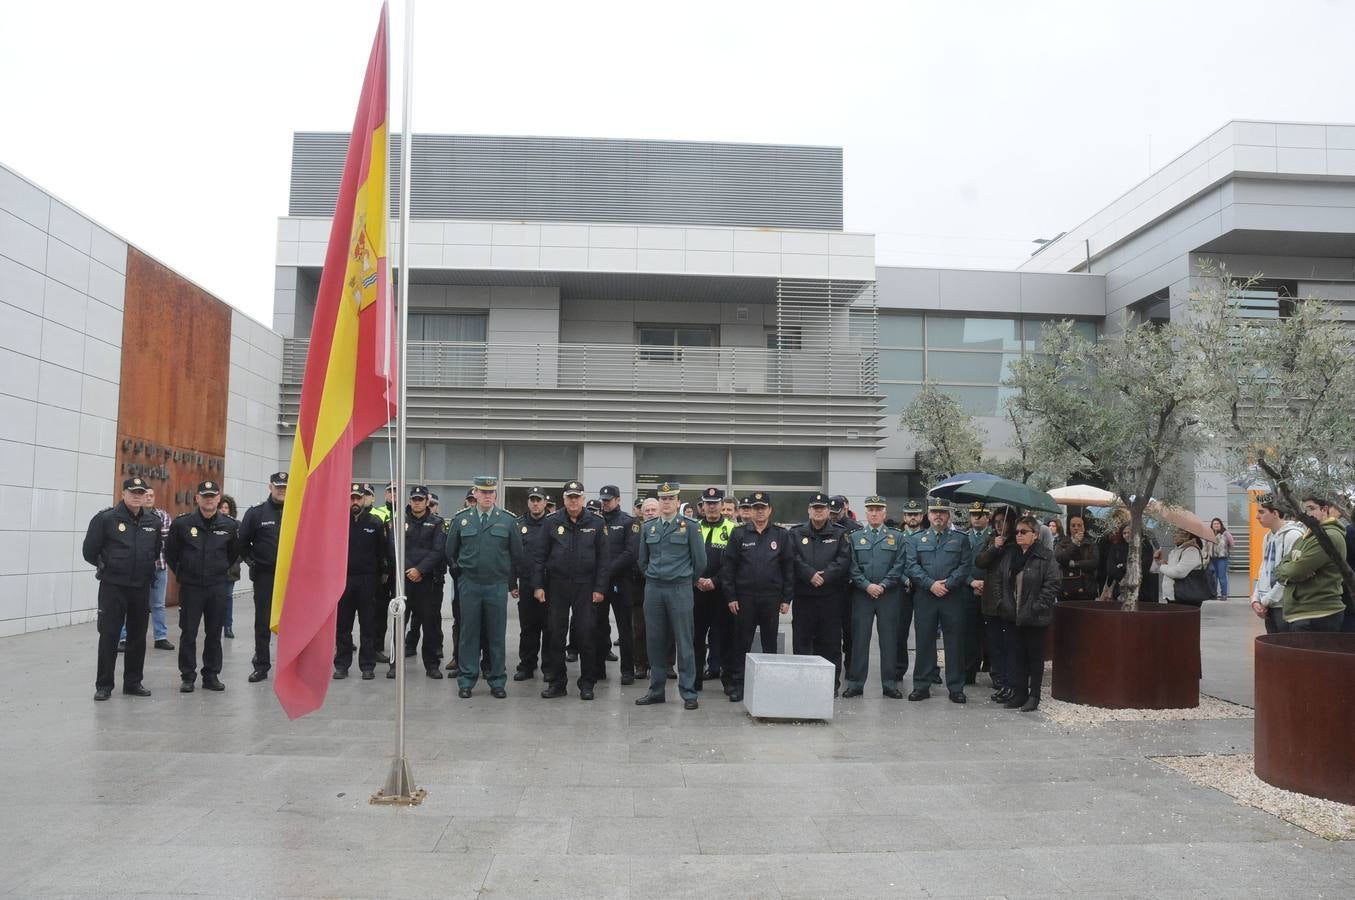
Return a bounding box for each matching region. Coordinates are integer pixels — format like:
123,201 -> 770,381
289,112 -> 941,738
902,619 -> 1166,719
1250,498 -> 1305,633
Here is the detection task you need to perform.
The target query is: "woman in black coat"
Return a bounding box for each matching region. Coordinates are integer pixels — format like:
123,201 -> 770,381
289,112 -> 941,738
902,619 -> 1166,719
997,515 -> 1062,711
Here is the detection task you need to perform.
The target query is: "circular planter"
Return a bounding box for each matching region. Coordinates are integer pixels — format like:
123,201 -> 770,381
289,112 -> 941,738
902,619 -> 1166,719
1254,632 -> 1355,805
1051,601 -> 1200,709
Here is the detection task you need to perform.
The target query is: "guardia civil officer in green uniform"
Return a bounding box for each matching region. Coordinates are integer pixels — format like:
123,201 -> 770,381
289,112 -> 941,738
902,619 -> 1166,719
893,498 -> 927,684
963,501 -> 993,685
636,481 -> 707,709
445,475 -> 524,699
904,500 -> 975,702
842,496 -> 908,698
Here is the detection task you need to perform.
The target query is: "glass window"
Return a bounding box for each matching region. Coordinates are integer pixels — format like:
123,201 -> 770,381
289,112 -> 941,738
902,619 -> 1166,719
881,382 -> 921,414
635,445 -> 726,488
879,349 -> 924,382
503,443 -> 579,482
1023,318 -> 1097,350
409,312 -> 486,342
353,437 -> 419,483
424,441 -> 496,485
732,448 -> 824,486
926,351 -> 1021,384
940,385 -> 1014,417
879,313 -> 924,348
926,316 -> 1021,351
638,326 -> 715,347
876,470 -> 926,504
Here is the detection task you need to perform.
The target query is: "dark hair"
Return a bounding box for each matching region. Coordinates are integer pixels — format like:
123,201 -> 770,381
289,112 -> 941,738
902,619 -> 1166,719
1302,495 -> 1335,510
1210,517 -> 1225,534
1068,514 -> 1085,529
1258,498 -> 1286,516
220,494 -> 238,517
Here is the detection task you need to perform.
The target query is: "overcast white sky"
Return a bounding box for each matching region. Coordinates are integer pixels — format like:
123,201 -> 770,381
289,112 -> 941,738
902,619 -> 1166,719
3,0 -> 1354,326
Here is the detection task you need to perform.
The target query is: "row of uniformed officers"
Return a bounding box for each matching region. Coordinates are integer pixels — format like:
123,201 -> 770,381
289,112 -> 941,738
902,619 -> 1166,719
84,473 -> 1058,711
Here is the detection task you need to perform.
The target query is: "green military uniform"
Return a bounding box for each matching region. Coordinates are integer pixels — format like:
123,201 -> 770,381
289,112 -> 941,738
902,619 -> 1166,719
894,498 -> 926,682
636,481 -> 707,705
904,501 -> 975,698
444,476 -> 524,692
844,496 -> 908,696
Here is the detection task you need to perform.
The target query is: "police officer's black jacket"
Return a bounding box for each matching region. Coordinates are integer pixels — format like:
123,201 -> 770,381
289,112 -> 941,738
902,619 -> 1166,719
348,507 -> 395,577
722,522 -> 796,605
403,506 -> 446,578
790,520 -> 852,599
165,509 -> 241,586
239,496 -> 284,573
516,511 -> 549,586
600,506 -> 639,585
537,509 -> 609,594
836,515 -> 864,533
82,501 -> 164,588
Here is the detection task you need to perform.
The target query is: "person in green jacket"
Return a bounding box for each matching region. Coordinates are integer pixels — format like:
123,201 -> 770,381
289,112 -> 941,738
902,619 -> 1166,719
1273,496 -> 1349,632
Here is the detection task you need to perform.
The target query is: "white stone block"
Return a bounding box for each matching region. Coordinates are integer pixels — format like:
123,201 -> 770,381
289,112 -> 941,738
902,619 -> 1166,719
749,626 -> 786,654
743,652 -> 835,721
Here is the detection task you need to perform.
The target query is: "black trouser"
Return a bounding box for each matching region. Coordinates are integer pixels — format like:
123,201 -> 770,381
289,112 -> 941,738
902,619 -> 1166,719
516,577 -> 548,673
250,569 -> 275,673
725,595 -> 781,690
962,591 -> 984,681
595,578 -> 634,678
96,582 -> 149,690
692,589 -> 725,690
792,592 -> 843,689
1288,610 -> 1346,632
1004,623 -> 1046,702
544,579 -> 599,690
839,591 -> 855,675
984,614 -> 1010,687
335,573 -> 381,672
893,590 -> 914,681
179,582 -> 230,681
406,577 -> 442,669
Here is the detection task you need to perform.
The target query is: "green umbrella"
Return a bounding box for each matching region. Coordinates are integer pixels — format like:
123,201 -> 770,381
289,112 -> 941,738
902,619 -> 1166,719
934,475 -> 1062,515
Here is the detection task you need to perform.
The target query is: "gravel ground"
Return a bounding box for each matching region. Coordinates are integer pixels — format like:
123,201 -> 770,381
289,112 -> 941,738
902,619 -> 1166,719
1152,753 -> 1355,841
1039,692 -> 1254,728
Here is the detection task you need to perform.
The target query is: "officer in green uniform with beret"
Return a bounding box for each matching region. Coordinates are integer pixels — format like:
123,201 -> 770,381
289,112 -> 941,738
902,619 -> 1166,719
904,500 -> 975,702
894,498 -> 927,684
445,475 -> 524,699
635,481 -> 707,709
842,496 -> 908,698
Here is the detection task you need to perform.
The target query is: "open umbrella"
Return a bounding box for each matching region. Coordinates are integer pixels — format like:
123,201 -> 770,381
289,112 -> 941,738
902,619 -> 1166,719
1145,500 -> 1215,543
930,475 -> 1062,515
928,472 -> 1002,500
1048,484 -> 1119,507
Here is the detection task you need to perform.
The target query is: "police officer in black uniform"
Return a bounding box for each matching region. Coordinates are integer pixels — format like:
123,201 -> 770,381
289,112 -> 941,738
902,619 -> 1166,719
401,485 -> 447,678
165,480 -> 240,693
334,483 -> 395,680
238,472 -> 287,683
829,495 -> 864,676
720,492 -> 795,703
536,481 -> 610,700
791,492 -> 852,692
83,476 -> 163,700
597,485 -> 638,685
513,487 -> 551,680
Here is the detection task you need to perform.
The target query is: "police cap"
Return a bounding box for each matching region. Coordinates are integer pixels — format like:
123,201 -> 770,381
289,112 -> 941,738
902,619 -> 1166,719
808,492 -> 831,507
409,485 -> 430,499
901,498 -> 924,515
122,476 -> 149,492
863,495 -> 887,508
269,472 -> 289,486
598,484 -> 621,500
527,486 -> 546,500
562,481 -> 585,497
700,487 -> 725,504
656,481 -> 681,497
472,475 -> 498,490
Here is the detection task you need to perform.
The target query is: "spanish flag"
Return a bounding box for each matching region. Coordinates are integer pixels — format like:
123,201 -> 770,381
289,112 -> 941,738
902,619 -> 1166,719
272,3 -> 396,719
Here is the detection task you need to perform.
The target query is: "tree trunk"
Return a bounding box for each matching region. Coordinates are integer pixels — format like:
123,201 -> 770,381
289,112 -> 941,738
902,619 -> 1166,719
1118,510 -> 1144,612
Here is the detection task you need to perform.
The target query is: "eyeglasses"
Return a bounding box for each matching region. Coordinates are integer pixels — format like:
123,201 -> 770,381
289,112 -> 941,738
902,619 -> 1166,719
1015,528 -> 1034,535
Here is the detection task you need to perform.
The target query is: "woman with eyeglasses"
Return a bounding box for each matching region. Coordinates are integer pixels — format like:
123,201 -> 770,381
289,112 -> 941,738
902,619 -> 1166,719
973,507 -> 1014,704
995,515 -> 1061,711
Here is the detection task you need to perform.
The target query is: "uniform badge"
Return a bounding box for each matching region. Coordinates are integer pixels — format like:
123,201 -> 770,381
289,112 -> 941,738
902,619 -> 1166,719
650,526 -> 656,534
859,537 -> 867,545
117,522 -> 126,532
558,525 -> 566,535
461,519 -> 468,526
886,536 -> 895,545
802,537 -> 809,544
770,541 -> 778,550
521,526 -> 528,534
191,527 -> 199,537
404,523 -> 409,532
632,523 -> 640,533
921,536 -> 928,543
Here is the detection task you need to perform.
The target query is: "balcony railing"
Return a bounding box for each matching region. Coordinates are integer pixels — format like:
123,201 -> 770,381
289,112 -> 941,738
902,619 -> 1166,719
283,340 -> 877,397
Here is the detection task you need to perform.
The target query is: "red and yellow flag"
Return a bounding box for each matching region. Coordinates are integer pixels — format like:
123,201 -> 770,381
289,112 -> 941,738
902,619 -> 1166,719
273,3 -> 396,719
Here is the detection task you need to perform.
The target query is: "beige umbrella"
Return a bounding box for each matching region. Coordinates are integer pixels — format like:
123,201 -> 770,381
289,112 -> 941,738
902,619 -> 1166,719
1145,500 -> 1215,543
1048,484 -> 1119,507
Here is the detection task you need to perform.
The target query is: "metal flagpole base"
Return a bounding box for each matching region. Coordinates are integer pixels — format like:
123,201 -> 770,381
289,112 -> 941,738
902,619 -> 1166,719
370,596 -> 425,806
371,757 -> 425,805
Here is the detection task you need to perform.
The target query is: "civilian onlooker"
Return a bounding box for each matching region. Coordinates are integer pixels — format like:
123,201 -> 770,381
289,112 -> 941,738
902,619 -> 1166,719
1054,515 -> 1099,602
1151,529 -> 1208,606
996,515 -> 1061,711
218,494 -> 241,638
1209,517 -> 1234,601
1249,499 -> 1304,633
1273,496 -> 1349,632
119,486 -> 174,652
1046,518 -> 1063,542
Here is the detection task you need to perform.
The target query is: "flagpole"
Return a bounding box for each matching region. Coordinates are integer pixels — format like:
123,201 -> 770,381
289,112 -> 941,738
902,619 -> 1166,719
374,0 -> 422,806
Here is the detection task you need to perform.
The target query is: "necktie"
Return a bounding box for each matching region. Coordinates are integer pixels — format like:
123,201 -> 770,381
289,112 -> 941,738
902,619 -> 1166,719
480,511 -> 487,526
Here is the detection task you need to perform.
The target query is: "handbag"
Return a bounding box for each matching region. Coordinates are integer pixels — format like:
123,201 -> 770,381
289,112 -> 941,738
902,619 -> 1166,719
1172,549 -> 1215,604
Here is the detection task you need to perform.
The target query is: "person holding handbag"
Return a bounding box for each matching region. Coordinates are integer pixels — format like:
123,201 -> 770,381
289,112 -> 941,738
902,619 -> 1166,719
1152,530 -> 1210,606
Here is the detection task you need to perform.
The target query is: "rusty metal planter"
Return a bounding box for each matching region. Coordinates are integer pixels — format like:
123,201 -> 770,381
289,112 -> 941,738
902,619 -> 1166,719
1254,632 -> 1355,805
1051,601 -> 1200,709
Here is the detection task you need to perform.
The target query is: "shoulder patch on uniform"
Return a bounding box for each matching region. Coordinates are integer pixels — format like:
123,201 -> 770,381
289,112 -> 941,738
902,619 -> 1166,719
632,523 -> 640,533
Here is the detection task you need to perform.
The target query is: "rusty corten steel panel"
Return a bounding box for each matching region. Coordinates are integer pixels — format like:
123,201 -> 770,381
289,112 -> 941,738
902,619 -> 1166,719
1255,632 -> 1355,805
1051,601 -> 1201,709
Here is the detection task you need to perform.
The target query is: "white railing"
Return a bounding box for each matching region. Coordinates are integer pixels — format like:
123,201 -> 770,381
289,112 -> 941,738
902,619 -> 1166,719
283,340 -> 878,396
